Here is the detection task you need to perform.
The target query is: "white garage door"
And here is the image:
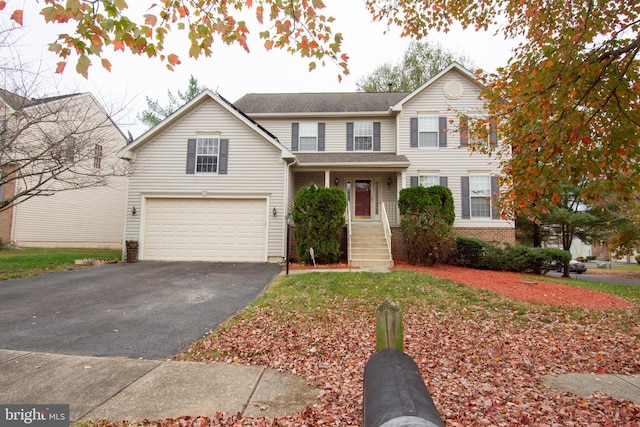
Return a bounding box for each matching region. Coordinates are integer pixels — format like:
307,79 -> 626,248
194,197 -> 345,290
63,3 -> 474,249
143,198 -> 267,262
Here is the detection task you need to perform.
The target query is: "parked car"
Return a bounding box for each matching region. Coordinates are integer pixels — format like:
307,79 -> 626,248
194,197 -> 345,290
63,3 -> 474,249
556,259 -> 587,274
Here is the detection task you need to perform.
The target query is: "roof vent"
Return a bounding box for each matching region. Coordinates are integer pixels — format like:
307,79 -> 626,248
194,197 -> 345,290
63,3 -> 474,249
387,83 -> 393,92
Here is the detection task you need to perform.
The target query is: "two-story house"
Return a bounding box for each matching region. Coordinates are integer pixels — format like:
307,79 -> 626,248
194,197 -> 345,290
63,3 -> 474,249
0,89 -> 128,249
118,63 -> 514,265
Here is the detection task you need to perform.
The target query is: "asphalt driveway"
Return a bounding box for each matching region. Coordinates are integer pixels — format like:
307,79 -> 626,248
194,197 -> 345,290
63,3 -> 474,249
0,262 -> 281,359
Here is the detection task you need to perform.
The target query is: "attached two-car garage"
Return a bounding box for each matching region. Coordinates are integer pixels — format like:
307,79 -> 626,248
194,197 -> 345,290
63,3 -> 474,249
142,198 -> 268,262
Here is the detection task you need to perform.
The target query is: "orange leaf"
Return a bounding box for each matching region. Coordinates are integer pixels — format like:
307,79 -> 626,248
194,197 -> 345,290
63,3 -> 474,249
596,367 -> 607,374
101,58 -> 112,72
113,40 -> 125,51
545,59 -> 554,68
264,39 -> 274,50
55,61 -> 66,74
167,53 -> 181,66
0,2 -> 6,11
10,9 -> 23,25
144,14 -> 157,26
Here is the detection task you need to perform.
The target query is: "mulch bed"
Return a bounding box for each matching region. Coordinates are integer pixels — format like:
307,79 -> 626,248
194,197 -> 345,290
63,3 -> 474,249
286,261 -> 633,309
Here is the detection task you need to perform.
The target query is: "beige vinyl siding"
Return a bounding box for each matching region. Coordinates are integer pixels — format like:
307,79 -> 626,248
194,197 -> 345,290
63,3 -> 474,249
251,116 -> 397,153
12,178 -> 127,248
398,69 -> 511,229
11,94 -> 128,248
124,97 -> 287,260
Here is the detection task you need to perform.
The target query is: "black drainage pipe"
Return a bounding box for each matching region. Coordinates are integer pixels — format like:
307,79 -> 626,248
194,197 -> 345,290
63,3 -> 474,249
363,348 -> 444,427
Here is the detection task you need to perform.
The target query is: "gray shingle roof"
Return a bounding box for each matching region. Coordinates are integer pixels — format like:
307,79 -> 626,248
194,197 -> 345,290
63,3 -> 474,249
295,152 -> 410,167
0,88 -> 79,110
234,92 -> 410,114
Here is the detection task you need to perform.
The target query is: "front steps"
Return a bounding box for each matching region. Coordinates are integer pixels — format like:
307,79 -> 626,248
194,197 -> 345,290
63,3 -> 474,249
349,222 -> 394,268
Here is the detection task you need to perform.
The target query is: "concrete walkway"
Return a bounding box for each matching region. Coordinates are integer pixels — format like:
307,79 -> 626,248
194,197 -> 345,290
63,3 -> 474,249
545,373 -> 640,403
2,349 -> 638,424
0,350 -> 320,423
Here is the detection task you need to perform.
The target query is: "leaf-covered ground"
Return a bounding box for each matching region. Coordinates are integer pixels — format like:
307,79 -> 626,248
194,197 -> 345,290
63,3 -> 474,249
93,267 -> 640,426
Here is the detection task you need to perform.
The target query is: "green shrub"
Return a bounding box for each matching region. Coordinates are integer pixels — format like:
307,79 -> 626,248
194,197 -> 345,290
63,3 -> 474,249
425,186 -> 455,225
636,254 -> 640,265
448,237 -> 489,267
292,184 -> 347,264
398,186 -> 455,225
449,237 -> 570,274
400,208 -> 456,266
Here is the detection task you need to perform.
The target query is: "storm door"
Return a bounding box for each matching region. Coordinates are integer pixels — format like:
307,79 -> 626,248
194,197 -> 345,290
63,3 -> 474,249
355,180 -> 371,219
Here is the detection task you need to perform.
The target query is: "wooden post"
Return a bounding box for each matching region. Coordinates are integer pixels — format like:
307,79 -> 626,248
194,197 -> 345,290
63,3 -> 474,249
375,299 -> 403,352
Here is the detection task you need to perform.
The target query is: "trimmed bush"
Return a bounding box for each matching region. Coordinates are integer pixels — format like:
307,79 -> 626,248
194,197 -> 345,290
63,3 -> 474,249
636,254 -> 640,265
292,184 -> 347,264
398,186 -> 455,225
449,237 -> 570,274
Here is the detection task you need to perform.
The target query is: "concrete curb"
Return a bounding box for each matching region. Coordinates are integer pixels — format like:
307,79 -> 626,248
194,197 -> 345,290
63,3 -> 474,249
0,350 -> 320,423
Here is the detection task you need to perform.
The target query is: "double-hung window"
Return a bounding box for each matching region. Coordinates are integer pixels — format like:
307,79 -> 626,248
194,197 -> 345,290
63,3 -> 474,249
419,174 -> 440,188
93,144 -> 103,169
470,175 -> 491,218
298,122 -> 318,151
64,137 -> 76,165
418,116 -> 439,148
196,136 -> 219,173
354,121 -> 373,151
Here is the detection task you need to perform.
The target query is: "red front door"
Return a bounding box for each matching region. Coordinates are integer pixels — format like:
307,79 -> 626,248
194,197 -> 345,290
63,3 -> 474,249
355,180 -> 371,219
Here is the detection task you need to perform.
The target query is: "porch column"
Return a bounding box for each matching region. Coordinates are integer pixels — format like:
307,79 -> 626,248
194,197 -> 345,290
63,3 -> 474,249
324,170 -> 331,188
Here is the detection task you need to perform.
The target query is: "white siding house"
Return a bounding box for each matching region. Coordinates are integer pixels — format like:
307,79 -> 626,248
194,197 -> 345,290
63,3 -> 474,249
0,90 -> 128,249
119,63 -> 514,264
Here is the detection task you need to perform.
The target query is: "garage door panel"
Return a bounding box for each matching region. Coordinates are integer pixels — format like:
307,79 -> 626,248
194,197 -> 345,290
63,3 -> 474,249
143,198 -> 267,262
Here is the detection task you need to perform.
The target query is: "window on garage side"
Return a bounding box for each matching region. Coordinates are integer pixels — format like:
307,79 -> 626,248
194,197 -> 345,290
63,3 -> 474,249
196,137 -> 219,173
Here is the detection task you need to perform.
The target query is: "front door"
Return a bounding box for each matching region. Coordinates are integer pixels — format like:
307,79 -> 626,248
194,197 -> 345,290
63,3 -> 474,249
355,180 -> 371,219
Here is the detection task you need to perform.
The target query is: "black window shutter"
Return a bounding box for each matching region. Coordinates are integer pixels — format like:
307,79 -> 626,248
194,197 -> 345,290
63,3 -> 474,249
410,176 -> 419,187
186,138 -> 196,174
346,122 -> 354,151
439,176 -> 448,187
373,122 -> 381,151
489,123 -> 498,147
461,176 -> 470,219
459,115 -> 468,147
318,123 -> 325,151
439,116 -> 447,147
291,123 -> 299,151
218,139 -> 229,174
491,176 -> 499,219
410,118 -> 418,147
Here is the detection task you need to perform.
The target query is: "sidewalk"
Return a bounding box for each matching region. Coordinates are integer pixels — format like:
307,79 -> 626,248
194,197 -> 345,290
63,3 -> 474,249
0,350 -> 320,423
2,349 -> 638,424
545,373 -> 640,403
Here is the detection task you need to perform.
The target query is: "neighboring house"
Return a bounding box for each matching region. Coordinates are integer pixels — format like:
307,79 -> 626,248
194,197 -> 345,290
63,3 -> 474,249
0,89 -> 128,249
119,63 -> 514,264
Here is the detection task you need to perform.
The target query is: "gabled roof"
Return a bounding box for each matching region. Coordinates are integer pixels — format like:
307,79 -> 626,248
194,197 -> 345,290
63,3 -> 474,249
391,62 -> 484,111
234,92 -> 410,116
118,90 -> 294,160
0,88 -> 79,111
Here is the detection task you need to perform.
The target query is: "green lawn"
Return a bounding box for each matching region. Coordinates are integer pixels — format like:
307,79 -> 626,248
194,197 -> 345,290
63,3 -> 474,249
0,247 -> 121,281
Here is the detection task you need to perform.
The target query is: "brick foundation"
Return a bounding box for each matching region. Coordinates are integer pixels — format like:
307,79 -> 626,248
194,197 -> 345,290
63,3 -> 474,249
125,240 -> 139,263
455,227 -> 516,246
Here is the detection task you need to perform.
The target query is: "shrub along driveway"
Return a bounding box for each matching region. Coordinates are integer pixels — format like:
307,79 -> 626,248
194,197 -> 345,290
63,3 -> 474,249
0,261 -> 281,359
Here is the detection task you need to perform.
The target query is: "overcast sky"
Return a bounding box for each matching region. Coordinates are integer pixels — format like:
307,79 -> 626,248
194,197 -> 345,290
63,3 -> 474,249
8,1 -> 516,137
